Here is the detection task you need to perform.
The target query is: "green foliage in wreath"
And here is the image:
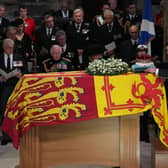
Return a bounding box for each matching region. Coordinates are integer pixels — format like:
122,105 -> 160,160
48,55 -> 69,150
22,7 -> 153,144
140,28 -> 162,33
86,57 -> 129,75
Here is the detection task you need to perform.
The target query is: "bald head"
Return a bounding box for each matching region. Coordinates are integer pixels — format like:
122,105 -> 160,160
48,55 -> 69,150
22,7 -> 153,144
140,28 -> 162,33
129,25 -> 139,40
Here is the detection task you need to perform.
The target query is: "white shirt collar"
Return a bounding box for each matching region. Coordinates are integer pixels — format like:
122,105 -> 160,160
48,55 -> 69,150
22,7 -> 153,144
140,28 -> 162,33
61,44 -> 67,52
131,39 -> 138,45
62,10 -> 69,18
63,44 -> 67,51
129,14 -> 135,19
4,53 -> 13,69
46,27 -> 52,34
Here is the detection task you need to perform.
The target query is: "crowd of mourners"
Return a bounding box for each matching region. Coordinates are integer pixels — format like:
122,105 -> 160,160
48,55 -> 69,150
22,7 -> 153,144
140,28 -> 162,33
0,0 -> 165,144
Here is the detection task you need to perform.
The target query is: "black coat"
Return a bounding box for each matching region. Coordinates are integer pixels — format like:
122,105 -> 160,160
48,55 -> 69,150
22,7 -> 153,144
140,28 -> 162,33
55,9 -> 73,19
66,21 -> 92,50
95,21 -> 123,50
122,13 -> 142,27
34,24 -> 60,54
155,63 -> 168,77
0,52 -> 27,118
122,13 -> 142,39
0,52 -> 27,85
119,39 -> 137,64
34,24 -> 60,64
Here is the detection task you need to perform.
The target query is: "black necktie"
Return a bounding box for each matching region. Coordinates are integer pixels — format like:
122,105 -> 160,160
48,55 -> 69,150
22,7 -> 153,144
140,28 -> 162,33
47,28 -> 51,38
108,24 -> 112,32
7,56 -> 10,71
76,24 -> 80,32
134,40 -> 138,47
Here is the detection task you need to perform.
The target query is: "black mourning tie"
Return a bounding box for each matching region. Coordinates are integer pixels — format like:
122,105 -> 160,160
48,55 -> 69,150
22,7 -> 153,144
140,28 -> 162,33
47,28 -> 51,38
76,24 -> 80,32
108,24 -> 112,32
7,56 -> 11,71
134,40 -> 138,47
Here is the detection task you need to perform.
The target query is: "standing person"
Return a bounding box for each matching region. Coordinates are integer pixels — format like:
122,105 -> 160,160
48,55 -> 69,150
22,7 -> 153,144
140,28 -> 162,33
55,0 -> 73,20
34,14 -> 60,66
54,1 -> 73,31
109,0 -> 123,24
13,18 -> 32,60
122,2 -> 142,39
66,8 -> 91,69
17,5 -> 36,41
120,25 -> 139,65
0,4 -> 9,41
55,30 -> 74,65
95,9 -> 123,57
5,26 -> 29,59
0,38 -> 27,145
92,2 -> 111,29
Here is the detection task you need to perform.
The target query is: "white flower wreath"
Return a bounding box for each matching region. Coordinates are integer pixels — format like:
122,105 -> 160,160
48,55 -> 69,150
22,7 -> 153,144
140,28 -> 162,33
86,58 -> 128,75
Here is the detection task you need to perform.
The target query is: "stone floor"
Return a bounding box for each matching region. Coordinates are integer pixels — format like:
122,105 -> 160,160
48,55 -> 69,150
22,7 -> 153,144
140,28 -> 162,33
0,127 -> 154,168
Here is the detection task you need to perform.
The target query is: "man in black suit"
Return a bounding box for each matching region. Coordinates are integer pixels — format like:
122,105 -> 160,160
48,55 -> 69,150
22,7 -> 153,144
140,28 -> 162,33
55,1 -> 73,20
122,2 -> 142,39
54,1 -> 73,31
0,38 -> 27,145
66,8 -> 92,69
119,25 -> 139,65
55,30 -> 74,68
34,14 -> 60,66
95,9 -> 123,57
0,4 -> 9,41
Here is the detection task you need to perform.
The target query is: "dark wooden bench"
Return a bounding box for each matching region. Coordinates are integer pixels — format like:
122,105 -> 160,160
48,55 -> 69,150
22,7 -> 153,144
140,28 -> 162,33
151,138 -> 168,168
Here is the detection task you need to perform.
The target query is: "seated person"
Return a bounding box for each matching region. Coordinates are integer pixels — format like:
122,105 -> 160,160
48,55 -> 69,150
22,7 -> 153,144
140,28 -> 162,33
0,38 -> 27,145
119,25 -> 139,65
55,30 -> 75,69
42,44 -> 71,72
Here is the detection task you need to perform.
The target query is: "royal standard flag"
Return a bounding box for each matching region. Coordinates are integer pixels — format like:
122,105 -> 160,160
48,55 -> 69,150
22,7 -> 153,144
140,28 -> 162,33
139,0 -> 155,44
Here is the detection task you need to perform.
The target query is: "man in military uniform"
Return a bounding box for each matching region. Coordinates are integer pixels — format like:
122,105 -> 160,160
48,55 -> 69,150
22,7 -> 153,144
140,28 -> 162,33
122,2 -> 142,39
66,8 -> 92,70
42,44 -> 71,72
